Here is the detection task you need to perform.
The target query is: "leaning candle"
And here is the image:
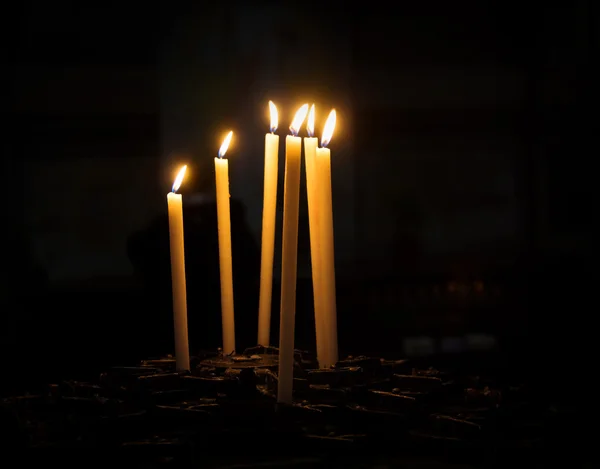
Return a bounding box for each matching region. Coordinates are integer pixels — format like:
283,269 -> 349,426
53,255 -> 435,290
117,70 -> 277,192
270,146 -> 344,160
214,131 -> 236,356
315,109 -> 338,365
257,101 -> 280,346
167,165 -> 190,371
278,103 -> 309,404
304,104 -> 328,368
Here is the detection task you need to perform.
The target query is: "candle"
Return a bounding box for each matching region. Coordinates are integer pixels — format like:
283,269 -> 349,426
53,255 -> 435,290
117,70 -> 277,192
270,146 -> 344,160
304,104 -> 328,368
214,131 -> 236,356
167,165 -> 190,371
257,101 -> 280,346
315,109 -> 338,366
278,103 -> 309,404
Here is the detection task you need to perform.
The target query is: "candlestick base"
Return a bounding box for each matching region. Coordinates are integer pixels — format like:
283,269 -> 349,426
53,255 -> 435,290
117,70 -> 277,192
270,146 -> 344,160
199,352 -> 278,370
3,347 -> 550,465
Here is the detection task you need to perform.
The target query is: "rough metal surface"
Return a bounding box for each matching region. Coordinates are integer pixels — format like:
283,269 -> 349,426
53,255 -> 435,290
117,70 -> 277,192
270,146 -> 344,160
1,346 -> 554,467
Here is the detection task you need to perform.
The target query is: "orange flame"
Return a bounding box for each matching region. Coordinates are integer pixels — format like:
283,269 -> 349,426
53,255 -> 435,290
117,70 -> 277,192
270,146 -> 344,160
172,165 -> 187,193
218,131 -> 233,158
269,101 -> 278,133
307,104 -> 315,137
289,104 -> 309,136
321,109 -> 336,148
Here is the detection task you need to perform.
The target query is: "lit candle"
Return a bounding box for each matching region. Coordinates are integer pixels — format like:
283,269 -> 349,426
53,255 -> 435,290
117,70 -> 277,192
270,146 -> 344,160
167,165 -> 190,371
214,131 -> 236,356
304,104 -> 328,368
278,103 -> 309,404
315,109 -> 338,366
257,101 -> 280,346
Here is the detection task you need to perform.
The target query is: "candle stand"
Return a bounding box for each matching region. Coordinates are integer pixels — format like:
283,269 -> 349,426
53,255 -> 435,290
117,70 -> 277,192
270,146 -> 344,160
3,346 -> 552,466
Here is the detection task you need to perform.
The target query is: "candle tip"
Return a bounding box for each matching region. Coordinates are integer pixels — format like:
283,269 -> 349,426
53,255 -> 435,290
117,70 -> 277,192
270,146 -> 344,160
172,165 -> 187,193
307,104 -> 315,137
320,109 -> 337,148
269,101 -> 278,133
218,131 -> 234,158
289,104 -> 309,136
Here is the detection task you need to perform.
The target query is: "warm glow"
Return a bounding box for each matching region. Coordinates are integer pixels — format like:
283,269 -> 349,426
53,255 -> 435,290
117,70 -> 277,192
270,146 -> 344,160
307,104 -> 315,137
218,131 -> 233,158
321,109 -> 336,148
172,165 -> 187,193
269,101 -> 278,133
289,104 -> 309,136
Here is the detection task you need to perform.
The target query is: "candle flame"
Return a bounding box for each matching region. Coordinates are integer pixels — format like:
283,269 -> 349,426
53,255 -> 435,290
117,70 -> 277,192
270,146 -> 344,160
218,131 -> 233,158
172,165 -> 187,193
321,109 -> 336,148
269,101 -> 278,133
307,104 -> 315,137
289,104 -> 309,136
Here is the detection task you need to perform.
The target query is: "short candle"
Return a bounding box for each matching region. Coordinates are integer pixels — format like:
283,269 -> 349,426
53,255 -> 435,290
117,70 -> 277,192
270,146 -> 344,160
167,165 -> 191,371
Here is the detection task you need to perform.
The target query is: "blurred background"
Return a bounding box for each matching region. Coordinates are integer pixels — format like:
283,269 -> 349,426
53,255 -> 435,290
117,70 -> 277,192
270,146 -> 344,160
3,1 -> 594,390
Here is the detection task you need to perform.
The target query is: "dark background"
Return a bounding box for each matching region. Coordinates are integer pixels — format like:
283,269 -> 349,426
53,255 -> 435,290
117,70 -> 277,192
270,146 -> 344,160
3,1 -> 595,391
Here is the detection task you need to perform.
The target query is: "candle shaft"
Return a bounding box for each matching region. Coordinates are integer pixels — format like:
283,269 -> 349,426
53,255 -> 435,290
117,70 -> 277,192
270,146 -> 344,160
167,192 -> 190,371
304,137 -> 328,367
278,135 -> 302,404
315,147 -> 338,365
257,133 -> 280,346
214,157 -> 236,355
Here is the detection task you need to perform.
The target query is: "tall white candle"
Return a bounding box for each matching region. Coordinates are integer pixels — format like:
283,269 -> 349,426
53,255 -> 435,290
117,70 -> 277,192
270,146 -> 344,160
215,131 -> 236,356
278,104 -> 309,404
315,110 -> 338,366
257,101 -> 280,346
304,104 -> 328,367
167,165 -> 190,371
